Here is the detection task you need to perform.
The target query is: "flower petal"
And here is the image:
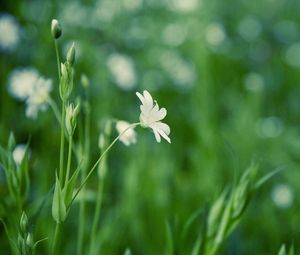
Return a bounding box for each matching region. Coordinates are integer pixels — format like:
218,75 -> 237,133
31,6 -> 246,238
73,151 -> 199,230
150,122 -> 170,135
153,128 -> 161,143
136,92 -> 145,105
143,90 -> 153,105
157,129 -> 171,143
152,107 -> 167,122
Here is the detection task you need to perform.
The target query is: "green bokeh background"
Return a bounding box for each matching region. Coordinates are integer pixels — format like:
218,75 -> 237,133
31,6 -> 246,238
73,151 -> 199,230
0,0 -> 299,254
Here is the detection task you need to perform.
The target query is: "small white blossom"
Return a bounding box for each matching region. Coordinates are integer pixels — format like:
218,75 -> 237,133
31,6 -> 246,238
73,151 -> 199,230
0,14 -> 20,51
136,90 -> 171,143
8,68 -> 39,100
13,144 -> 27,165
169,0 -> 200,13
116,120 -> 137,146
271,184 -> 293,209
205,22 -> 226,47
25,77 -> 52,119
107,53 -> 137,90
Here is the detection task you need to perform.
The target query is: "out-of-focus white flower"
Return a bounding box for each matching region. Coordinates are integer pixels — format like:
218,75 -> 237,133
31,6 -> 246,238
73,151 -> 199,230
107,53 -> 137,90
159,50 -> 196,88
169,0 -> 200,13
0,14 -> 20,51
238,17 -> 262,42
13,144 -> 27,165
25,77 -> 52,119
285,43 -> 300,68
116,120 -> 137,146
256,116 -> 283,138
8,68 -> 39,100
244,72 -> 265,92
93,0 -> 118,24
162,23 -> 188,47
136,90 -> 171,143
205,22 -> 226,46
123,0 -> 143,11
271,184 -> 293,209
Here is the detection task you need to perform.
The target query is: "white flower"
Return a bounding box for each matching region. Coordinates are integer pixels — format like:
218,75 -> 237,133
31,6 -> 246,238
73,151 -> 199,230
136,90 -> 171,143
13,144 -> 27,165
205,22 -> 226,46
8,68 -> 39,100
0,14 -> 20,51
116,120 -> 137,146
25,77 -> 52,119
107,53 -> 137,90
271,184 -> 293,209
169,0 -> 200,13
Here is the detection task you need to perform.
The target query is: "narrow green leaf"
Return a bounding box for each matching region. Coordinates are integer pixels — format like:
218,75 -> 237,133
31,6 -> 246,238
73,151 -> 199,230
165,221 -> 174,255
278,244 -> 287,255
63,165 -> 81,209
207,188 -> 228,237
19,143 -> 30,201
288,244 -> 295,255
254,167 -> 284,190
124,248 -> 132,255
180,208 -> 202,242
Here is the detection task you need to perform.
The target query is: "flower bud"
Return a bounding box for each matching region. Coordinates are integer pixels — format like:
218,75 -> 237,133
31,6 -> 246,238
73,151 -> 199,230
52,175 -> 66,224
26,233 -> 34,248
59,62 -> 73,101
51,19 -> 62,39
8,132 -> 16,151
20,211 -> 29,235
67,42 -> 76,66
65,103 -> 80,136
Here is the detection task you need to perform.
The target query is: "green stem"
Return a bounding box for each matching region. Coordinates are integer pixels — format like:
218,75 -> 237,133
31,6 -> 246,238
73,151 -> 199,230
77,106 -> 90,255
64,135 -> 73,187
88,175 -> 104,255
54,40 -> 61,77
51,223 -> 60,255
59,102 -> 66,183
69,122 -> 140,209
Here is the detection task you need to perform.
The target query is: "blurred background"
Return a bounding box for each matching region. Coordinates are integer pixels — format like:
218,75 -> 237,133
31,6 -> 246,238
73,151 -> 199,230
0,0 -> 299,254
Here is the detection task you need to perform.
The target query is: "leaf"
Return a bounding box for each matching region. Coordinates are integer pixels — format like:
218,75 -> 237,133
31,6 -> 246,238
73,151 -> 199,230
278,244 -> 287,255
288,244 -> 295,255
7,133 -> 16,152
254,166 -> 284,190
165,221 -> 174,255
180,208 -> 203,242
19,143 -> 30,202
63,164 -> 81,209
124,248 -> 132,255
214,190 -> 234,245
52,174 -> 66,223
207,188 -> 228,237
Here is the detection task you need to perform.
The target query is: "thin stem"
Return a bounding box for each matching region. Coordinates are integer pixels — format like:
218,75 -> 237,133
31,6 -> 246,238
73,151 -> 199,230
59,102 -> 66,183
88,173 -> 105,255
64,135 -> 73,187
48,97 -> 61,124
51,223 -> 60,255
77,106 -> 90,255
69,122 -> 140,209
54,40 -> 61,77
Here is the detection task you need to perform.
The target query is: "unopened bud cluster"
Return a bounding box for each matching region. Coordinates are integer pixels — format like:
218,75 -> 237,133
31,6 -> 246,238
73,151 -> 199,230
18,212 -> 34,255
65,103 -> 80,136
59,43 -> 76,101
